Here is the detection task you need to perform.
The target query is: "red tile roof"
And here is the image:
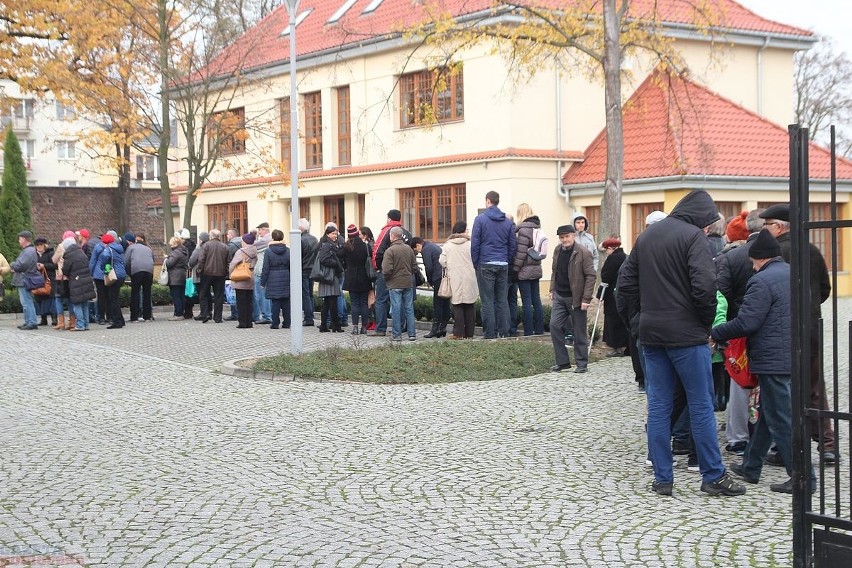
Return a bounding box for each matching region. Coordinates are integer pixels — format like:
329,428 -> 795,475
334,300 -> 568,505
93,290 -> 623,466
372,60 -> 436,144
145,193 -> 179,208
562,71 -> 852,185
171,147 -> 581,193
209,0 -> 812,78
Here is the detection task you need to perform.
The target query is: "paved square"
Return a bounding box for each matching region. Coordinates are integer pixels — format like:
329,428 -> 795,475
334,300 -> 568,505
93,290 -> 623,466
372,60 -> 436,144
0,300 -> 849,567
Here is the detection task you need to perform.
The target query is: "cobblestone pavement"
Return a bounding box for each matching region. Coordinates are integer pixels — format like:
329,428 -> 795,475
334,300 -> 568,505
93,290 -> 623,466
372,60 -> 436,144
0,300 -> 849,567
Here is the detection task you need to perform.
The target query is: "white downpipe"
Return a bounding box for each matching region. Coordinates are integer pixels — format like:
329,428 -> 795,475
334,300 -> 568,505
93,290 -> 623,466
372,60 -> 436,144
757,36 -> 770,115
555,67 -> 569,203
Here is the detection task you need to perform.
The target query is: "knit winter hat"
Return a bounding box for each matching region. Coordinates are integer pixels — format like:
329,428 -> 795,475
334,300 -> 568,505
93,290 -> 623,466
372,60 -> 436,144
101,234 -> 115,245
347,224 -> 359,238
748,229 -> 781,260
725,211 -> 750,242
62,230 -> 76,240
199,231 -> 210,242
242,232 -> 255,245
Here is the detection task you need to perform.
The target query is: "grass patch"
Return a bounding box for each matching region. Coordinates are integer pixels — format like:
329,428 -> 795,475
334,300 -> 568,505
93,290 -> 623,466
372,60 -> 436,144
252,339 -> 562,384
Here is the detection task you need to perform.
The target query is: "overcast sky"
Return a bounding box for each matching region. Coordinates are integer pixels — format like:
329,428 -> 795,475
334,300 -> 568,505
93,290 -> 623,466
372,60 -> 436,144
738,0 -> 852,55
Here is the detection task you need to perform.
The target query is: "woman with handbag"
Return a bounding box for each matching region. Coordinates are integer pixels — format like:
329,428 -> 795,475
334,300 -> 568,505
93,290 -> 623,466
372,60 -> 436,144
165,236 -> 189,320
229,233 -> 258,328
96,232 -> 127,329
316,226 -> 344,332
439,221 -> 479,339
34,237 -> 58,327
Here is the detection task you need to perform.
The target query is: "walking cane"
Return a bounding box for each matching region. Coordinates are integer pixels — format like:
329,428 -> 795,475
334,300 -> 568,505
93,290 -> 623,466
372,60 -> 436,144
590,282 -> 608,348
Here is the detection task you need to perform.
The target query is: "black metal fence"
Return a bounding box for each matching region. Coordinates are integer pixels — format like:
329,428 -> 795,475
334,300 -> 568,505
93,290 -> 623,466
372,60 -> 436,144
790,125 -> 852,567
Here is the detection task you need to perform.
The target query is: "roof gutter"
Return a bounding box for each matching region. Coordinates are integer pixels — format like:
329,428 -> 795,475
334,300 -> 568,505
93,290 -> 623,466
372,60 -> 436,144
757,36 -> 770,115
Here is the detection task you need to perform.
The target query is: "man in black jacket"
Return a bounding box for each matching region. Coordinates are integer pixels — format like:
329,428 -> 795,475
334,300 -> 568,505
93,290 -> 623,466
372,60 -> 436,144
760,203 -> 836,464
412,237 -> 449,338
619,190 -> 744,497
299,218 -> 319,326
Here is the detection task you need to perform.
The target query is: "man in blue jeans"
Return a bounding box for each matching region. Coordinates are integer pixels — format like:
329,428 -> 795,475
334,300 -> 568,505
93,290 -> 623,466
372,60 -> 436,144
618,190 -> 745,498
368,210 -> 412,337
382,227 -> 416,341
471,191 -> 516,338
712,229 -> 816,494
299,219 -> 319,326
10,230 -> 40,330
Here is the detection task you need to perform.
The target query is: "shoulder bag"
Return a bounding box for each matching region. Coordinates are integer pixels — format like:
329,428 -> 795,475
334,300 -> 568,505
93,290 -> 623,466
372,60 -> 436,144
310,254 -> 334,285
230,254 -> 253,282
23,271 -> 46,291
30,267 -> 52,297
437,268 -> 452,299
365,255 -> 377,282
104,248 -> 119,286
158,261 -> 169,285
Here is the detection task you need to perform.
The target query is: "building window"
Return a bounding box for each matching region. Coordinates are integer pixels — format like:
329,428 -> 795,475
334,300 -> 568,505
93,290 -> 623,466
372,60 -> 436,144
324,196 -> 344,229
715,201 -> 742,222
279,97 -> 291,170
55,101 -> 75,120
136,154 -> 159,181
58,180 -> 77,187
299,198 -> 310,222
304,92 -> 323,169
336,86 -> 351,166
208,202 -> 248,235
56,140 -> 76,160
400,184 -> 466,242
808,203 -> 843,271
630,202 -> 664,244
208,107 -> 246,155
399,66 -> 464,128
583,206 -> 602,238
23,140 -> 35,159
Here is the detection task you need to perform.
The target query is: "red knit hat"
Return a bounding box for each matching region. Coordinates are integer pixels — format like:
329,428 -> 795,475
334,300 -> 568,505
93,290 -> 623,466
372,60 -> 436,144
101,233 -> 115,244
725,211 -> 750,242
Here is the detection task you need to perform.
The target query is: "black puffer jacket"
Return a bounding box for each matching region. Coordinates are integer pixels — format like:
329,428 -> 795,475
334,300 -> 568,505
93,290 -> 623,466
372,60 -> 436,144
712,258 -> 790,374
716,232 -> 758,319
617,190 -> 719,348
62,243 -> 96,304
776,232 -> 831,330
260,242 -> 291,299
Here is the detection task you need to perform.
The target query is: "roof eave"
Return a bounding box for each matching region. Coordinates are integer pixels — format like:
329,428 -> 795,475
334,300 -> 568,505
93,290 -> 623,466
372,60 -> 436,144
563,174 -> 852,194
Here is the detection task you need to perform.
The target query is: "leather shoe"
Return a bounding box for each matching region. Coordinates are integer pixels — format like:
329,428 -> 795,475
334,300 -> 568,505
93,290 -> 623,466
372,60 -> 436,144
765,451 -> 785,467
550,363 -> 571,372
18,324 -> 38,330
106,324 -> 124,329
574,366 -> 588,374
729,462 -> 759,484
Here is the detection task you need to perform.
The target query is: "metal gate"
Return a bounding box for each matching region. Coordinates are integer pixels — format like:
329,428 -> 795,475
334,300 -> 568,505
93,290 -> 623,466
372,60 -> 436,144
790,125 -> 852,567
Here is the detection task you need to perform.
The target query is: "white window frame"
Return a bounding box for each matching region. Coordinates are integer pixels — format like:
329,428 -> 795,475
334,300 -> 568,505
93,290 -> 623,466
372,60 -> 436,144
56,101 -> 76,120
56,140 -> 77,160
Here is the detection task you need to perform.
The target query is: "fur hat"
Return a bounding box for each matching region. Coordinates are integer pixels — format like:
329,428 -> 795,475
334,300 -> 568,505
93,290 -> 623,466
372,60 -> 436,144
725,211 -> 750,242
601,238 -> 621,249
749,229 -> 781,259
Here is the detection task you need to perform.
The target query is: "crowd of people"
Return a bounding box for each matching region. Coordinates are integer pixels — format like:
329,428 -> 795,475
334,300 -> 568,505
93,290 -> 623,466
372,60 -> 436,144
617,191 -> 832,498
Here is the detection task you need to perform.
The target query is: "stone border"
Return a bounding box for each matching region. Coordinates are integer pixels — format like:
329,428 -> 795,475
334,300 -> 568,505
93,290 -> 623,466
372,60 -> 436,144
220,358 -> 360,383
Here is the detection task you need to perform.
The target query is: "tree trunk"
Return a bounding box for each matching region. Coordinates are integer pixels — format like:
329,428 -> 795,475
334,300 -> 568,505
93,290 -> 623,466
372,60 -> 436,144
115,142 -> 131,234
599,0 -> 624,245
157,0 -> 175,238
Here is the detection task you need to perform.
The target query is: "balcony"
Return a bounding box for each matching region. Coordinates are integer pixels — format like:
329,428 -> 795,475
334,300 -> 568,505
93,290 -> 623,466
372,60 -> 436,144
0,115 -> 33,133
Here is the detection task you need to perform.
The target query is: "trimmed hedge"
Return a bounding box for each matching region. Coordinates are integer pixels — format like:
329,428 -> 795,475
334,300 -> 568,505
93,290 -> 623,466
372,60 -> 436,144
0,280 -> 174,314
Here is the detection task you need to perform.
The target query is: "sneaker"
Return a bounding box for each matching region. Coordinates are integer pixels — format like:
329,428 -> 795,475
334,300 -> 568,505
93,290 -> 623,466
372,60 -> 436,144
700,472 -> 746,496
822,451 -> 838,465
765,451 -> 785,467
408,336 -> 416,341
687,456 -> 700,473
725,442 -> 747,456
651,481 -> 673,496
391,335 -> 402,342
367,330 -> 386,337
769,478 -> 816,495
729,462 -> 759,484
644,458 -> 678,468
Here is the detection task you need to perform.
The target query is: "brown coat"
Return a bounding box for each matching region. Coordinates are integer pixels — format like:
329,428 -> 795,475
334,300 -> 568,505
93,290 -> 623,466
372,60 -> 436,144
549,243 -> 596,308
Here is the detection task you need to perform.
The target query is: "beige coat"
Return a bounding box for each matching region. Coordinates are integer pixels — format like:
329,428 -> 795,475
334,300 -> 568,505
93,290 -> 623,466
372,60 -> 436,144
439,234 -> 479,305
0,253 -> 10,276
52,244 -> 67,281
228,244 -> 257,290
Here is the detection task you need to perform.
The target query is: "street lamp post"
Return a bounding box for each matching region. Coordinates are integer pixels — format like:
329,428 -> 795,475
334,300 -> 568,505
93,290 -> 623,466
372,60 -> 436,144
286,0 -> 303,355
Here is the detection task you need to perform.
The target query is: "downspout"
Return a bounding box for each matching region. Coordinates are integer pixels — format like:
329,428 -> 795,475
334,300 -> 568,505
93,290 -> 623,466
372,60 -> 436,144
757,36 -> 770,115
555,67 -> 569,203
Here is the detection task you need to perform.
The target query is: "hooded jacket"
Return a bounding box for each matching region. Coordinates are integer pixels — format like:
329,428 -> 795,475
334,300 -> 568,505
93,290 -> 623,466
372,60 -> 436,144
439,234 -> 479,305
572,213 -> 599,271
471,205 -> 516,267
512,216 -> 545,281
260,242 -> 291,299
617,190 -> 719,348
97,242 -> 127,281
165,244 -> 189,286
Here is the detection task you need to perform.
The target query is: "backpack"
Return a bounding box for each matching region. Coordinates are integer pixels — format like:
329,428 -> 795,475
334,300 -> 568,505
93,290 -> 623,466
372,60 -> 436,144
531,228 -> 549,259
723,337 -> 758,389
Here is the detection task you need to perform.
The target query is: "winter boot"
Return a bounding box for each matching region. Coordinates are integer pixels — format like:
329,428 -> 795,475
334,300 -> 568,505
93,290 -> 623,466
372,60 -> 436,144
66,315 -> 77,330
424,322 -> 440,338
39,314 -> 49,326
437,323 -> 448,338
54,315 -> 65,330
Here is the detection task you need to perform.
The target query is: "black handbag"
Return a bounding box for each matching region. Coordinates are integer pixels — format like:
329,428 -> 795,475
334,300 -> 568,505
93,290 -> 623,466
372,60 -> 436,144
310,254 -> 334,285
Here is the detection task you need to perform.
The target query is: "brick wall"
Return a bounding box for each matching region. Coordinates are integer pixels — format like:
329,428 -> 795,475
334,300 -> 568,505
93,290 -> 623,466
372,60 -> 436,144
30,186 -> 168,261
